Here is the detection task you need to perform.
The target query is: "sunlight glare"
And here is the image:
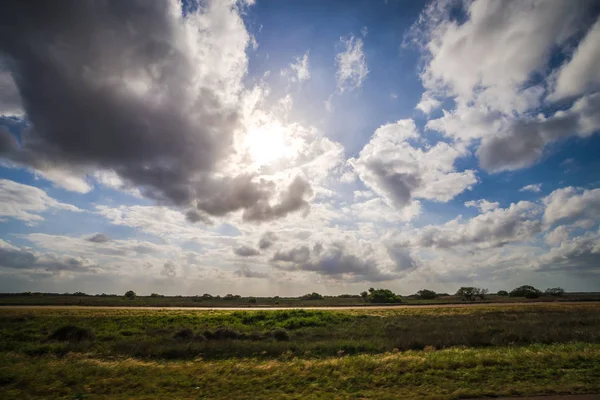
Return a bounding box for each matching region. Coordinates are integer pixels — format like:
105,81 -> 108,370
245,123 -> 293,166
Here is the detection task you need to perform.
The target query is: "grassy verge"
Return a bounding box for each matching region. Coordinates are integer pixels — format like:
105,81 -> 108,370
1,343 -> 599,399
0,304 -> 599,398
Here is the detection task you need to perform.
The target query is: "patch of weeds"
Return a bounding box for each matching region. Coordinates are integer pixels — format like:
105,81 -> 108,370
48,326 -> 95,343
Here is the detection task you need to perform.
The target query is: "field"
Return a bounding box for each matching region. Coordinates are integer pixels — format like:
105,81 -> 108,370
1,303 -> 599,399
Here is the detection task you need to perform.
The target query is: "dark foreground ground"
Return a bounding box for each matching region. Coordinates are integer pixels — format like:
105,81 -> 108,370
1,303 -> 599,399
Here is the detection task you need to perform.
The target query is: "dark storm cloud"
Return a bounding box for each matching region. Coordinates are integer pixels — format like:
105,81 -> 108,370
233,245 -> 260,257
86,233 -> 111,243
0,0 -> 312,222
258,232 -> 277,250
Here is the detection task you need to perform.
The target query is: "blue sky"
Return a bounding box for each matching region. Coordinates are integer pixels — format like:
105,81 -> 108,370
1,0 -> 600,295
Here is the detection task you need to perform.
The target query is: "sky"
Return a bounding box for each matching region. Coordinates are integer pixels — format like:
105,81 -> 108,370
1,0 -> 600,296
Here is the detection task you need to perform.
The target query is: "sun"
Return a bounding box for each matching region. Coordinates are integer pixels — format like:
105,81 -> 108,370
245,122 -> 293,166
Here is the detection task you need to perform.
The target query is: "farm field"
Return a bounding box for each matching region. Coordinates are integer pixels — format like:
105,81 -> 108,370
1,303 -> 599,399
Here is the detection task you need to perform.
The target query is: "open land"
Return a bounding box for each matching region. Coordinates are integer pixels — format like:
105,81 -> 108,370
1,303 -> 599,399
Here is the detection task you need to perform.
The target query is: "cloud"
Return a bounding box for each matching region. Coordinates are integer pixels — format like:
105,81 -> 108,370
0,0 -> 310,222
161,261 -> 177,278
349,119 -> 477,210
335,34 -> 368,92
536,231 -> 600,273
520,184 -> 542,193
476,92 -> 600,172
271,242 -> 398,282
0,179 -> 82,223
233,245 -> 260,257
550,16 -> 600,101
395,201 -> 542,249
281,51 -> 310,84
258,232 -> 277,250
0,69 -> 23,116
415,92 -> 441,114
0,239 -> 96,273
234,266 -> 268,278
543,187 -> 600,227
86,234 -> 111,243
464,199 -> 499,213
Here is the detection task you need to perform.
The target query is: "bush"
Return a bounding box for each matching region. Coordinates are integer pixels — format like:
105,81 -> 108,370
456,287 -> 488,301
270,329 -> 290,341
509,285 -> 542,298
150,293 -> 163,298
173,329 -> 194,340
248,297 -> 257,304
48,325 -> 95,342
224,294 -> 241,300
366,288 -> 402,303
124,290 -> 136,300
300,292 -> 323,300
204,328 -> 246,340
416,289 -> 437,300
497,290 -> 509,296
545,287 -> 565,297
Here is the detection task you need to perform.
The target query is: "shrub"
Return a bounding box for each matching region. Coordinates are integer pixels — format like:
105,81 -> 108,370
366,288 -> 402,303
48,325 -> 95,342
173,329 -> 194,340
270,329 -> 290,341
417,289 -> 437,300
300,292 -> 323,300
150,293 -> 163,297
124,290 -> 136,300
204,328 -> 247,340
497,290 -> 509,296
509,285 -> 542,298
224,294 -> 241,300
456,287 -> 488,301
248,297 -> 257,304
545,287 -> 565,297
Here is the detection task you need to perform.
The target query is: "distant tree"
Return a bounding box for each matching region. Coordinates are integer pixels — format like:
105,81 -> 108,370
150,293 -> 163,297
201,293 -> 213,300
456,287 -> 488,301
248,297 -> 257,304
360,291 -> 368,302
416,289 -> 437,300
124,290 -> 136,300
366,288 -> 402,303
496,290 -> 509,296
72,292 -> 87,296
300,292 -> 323,300
224,294 -> 241,300
545,287 -> 565,297
509,285 -> 542,298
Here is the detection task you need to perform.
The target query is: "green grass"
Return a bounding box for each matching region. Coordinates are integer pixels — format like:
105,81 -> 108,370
1,304 -> 599,399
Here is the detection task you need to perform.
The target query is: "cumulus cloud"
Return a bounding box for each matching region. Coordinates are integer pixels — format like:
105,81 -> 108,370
464,199 -> 499,213
233,245 -> 260,257
396,201 -> 542,249
335,34 -> 368,92
0,179 -> 82,223
0,0 -> 311,222
161,261 -> 177,278
543,187 -> 600,227
550,16 -> 600,101
520,184 -> 542,193
350,119 -> 477,210
271,242 -> 398,282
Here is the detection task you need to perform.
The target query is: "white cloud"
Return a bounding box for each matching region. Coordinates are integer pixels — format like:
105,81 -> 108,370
464,199 -> 499,213
543,187 -> 600,227
349,119 -> 477,210
281,51 -> 311,84
520,183 -> 542,193
415,92 -> 441,114
0,179 -> 82,224
335,34 -> 369,92
550,16 -> 600,101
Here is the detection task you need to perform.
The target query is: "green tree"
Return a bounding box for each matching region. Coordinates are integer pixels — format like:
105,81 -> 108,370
456,287 -> 488,301
300,292 -> 323,300
545,287 -> 565,297
416,289 -> 437,300
496,290 -> 509,296
248,297 -> 257,304
509,285 -> 542,298
124,290 -> 136,300
366,288 -> 402,303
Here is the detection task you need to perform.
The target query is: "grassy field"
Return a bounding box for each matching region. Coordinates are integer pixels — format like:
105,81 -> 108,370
1,304 -> 599,399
